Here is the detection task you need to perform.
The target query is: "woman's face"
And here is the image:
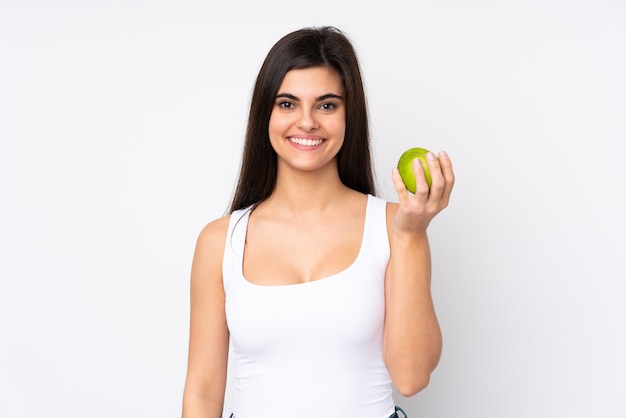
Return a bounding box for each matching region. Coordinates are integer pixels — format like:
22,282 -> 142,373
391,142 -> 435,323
268,66 -> 346,174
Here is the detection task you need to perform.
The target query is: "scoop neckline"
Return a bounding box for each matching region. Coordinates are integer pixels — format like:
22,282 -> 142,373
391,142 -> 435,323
238,194 -> 373,288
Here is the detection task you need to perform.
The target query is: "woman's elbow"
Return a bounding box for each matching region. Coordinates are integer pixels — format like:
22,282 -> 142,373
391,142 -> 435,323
393,372 -> 432,397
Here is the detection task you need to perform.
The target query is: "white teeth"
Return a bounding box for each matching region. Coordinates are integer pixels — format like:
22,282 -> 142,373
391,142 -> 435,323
290,137 -> 323,146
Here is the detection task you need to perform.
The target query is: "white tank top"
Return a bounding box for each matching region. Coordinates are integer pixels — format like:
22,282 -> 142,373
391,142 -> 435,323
223,194 -> 395,418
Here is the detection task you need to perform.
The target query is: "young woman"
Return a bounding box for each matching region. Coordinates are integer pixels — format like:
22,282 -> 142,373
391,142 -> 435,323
182,26 -> 455,418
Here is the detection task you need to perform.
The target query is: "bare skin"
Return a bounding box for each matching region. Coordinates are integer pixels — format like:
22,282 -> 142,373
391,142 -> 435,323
181,66 -> 455,417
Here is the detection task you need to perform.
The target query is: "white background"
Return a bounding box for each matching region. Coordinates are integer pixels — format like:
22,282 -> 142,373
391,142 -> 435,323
1,1 -> 625,417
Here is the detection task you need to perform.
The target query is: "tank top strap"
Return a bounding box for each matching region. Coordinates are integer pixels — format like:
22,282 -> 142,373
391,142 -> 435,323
222,208 -> 251,293
363,194 -> 391,265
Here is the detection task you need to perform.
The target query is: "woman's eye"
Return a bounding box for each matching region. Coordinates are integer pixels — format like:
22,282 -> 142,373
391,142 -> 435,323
319,102 -> 336,111
278,101 -> 295,109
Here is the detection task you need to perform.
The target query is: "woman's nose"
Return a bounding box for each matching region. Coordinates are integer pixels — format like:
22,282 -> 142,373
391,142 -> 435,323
296,109 -> 319,131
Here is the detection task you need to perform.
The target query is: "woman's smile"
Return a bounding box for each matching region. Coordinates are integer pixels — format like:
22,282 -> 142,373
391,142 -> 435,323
288,136 -> 325,148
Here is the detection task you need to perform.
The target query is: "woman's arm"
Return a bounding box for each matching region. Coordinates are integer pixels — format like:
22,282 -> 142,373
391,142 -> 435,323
383,151 -> 455,397
182,217 -> 231,418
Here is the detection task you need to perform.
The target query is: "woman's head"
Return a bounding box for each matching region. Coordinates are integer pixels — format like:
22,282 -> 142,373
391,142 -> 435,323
229,26 -> 376,212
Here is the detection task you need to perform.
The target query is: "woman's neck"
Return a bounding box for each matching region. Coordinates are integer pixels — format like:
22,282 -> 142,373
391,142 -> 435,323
260,162 -> 358,217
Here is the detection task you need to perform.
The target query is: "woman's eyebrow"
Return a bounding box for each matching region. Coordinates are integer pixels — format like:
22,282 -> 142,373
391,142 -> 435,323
275,93 -> 344,101
317,93 -> 343,101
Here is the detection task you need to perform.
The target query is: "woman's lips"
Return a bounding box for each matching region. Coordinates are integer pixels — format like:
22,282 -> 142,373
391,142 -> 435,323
288,137 -> 324,147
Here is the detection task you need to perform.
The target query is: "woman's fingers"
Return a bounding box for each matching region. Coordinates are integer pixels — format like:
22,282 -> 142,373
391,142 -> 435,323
391,167 -> 410,205
425,152 -> 443,198
437,151 -> 455,208
424,151 -> 454,208
412,158 -> 430,199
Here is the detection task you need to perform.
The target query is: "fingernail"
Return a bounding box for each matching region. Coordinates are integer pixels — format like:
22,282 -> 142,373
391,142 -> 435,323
427,152 -> 436,161
439,150 -> 449,159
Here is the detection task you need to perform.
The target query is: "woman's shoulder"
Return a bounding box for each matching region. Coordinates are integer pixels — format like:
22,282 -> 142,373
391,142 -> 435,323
195,214 -> 232,255
384,199 -> 399,214
375,197 -> 398,242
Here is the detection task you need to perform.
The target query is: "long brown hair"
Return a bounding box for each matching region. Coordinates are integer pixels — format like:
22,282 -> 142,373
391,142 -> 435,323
229,26 -> 376,213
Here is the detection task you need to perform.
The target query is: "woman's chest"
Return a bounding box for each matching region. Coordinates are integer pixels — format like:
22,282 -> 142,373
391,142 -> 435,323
242,215 -> 364,285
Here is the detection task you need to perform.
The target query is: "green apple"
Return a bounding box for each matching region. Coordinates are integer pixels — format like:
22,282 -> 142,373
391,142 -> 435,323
397,147 -> 433,193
